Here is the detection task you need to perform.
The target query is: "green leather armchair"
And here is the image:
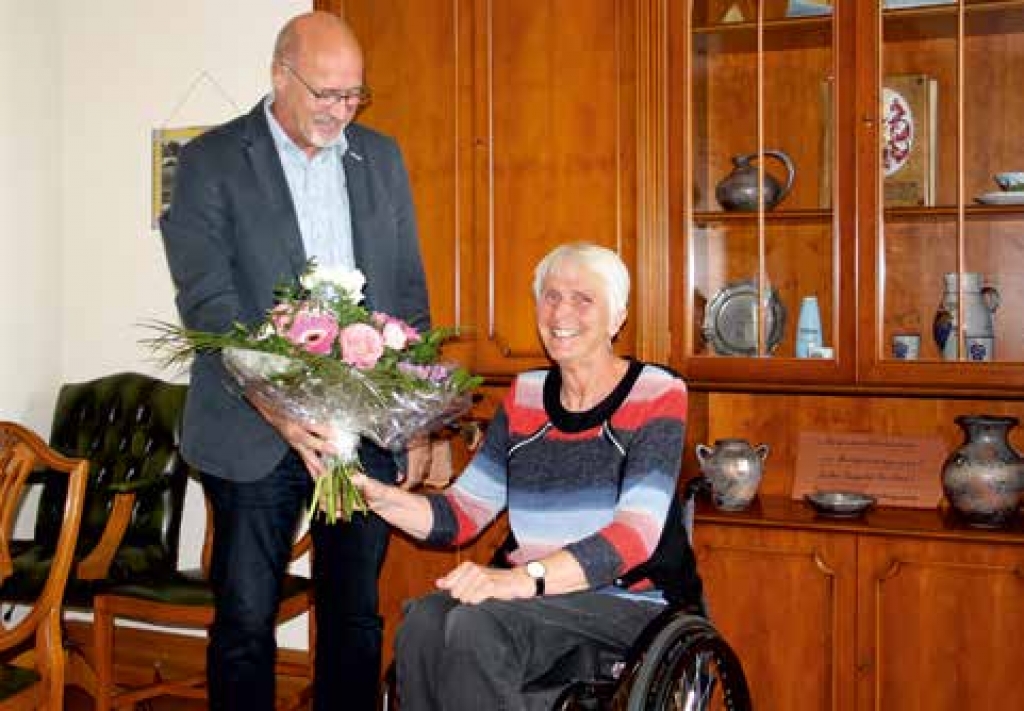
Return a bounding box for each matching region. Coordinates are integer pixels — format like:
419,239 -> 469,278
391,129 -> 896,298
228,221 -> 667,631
0,372 -> 191,606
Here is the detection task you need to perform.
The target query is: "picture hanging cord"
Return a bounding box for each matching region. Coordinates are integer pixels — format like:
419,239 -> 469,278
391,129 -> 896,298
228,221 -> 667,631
159,70 -> 242,128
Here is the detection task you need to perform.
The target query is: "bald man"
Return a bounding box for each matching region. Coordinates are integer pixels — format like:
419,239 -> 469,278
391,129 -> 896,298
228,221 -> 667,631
160,11 -> 430,710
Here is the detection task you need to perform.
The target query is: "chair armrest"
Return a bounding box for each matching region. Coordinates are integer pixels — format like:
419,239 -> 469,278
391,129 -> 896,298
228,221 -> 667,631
76,491 -> 136,580
290,530 -> 311,562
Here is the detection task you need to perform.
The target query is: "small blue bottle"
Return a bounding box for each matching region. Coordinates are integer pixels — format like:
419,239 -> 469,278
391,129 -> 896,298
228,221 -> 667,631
795,295 -> 823,358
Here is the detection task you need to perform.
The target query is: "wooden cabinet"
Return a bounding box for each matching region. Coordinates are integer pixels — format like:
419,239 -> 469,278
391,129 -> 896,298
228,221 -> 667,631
696,497 -> 1024,710
313,0 -> 1024,696
695,520 -> 857,710
321,0 -> 643,377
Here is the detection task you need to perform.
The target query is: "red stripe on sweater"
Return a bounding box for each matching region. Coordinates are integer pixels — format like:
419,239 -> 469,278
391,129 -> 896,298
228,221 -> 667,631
602,520 -> 651,571
610,385 -> 688,431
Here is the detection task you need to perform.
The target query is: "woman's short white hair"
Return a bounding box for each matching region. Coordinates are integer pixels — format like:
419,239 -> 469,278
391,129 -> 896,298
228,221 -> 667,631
532,242 -> 631,327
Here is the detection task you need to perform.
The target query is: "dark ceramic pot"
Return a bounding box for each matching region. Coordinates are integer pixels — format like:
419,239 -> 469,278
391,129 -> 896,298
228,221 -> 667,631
941,415 -> 1024,528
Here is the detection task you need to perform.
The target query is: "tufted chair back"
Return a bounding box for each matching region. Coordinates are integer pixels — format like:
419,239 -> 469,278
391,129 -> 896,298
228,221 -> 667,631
31,373 -> 190,595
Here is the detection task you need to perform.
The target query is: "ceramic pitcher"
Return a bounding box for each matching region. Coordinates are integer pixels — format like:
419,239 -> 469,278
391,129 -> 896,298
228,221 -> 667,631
932,272 -> 1000,360
695,439 -> 770,511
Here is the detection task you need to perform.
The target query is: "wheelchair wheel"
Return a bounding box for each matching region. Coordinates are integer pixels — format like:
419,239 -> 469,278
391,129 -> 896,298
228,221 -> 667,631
622,615 -> 751,711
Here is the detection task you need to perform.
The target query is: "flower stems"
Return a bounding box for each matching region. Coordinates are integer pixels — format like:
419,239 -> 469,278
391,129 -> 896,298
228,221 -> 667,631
309,458 -> 367,524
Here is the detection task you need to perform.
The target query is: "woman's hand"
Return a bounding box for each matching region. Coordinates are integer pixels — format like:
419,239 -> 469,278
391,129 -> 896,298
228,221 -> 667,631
436,561 -> 534,604
349,472 -> 393,509
350,472 -> 435,539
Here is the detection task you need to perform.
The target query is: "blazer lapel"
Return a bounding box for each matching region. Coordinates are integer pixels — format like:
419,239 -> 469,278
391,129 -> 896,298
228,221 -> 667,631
344,129 -> 380,305
241,103 -> 307,276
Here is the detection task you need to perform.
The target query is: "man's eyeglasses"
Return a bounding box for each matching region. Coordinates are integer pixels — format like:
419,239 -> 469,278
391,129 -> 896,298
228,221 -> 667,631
280,62 -> 372,108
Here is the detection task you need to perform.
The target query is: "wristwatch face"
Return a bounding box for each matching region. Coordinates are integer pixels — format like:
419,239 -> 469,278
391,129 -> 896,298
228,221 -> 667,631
526,560 -> 546,579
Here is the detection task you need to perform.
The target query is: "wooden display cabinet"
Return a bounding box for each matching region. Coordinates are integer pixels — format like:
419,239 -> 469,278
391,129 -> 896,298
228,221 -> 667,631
859,0 -> 1024,391
673,0 -> 1024,395
669,0 -> 858,386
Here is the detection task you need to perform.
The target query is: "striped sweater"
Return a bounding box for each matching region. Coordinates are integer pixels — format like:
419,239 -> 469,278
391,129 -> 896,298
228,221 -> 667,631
426,360 -> 687,593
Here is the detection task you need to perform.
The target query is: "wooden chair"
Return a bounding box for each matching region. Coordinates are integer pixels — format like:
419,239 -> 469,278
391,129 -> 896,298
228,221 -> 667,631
0,373 -> 193,700
91,479 -> 314,711
0,422 -> 88,710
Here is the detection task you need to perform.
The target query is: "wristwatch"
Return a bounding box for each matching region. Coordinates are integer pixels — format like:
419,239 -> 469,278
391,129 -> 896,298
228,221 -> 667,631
525,560 -> 546,597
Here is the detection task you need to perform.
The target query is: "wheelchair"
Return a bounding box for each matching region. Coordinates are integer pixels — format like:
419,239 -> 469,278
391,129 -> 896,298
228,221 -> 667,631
380,477 -> 751,711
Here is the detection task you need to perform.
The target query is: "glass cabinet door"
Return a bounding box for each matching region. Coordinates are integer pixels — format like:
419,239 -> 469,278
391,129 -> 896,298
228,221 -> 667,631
869,0 -> 1024,388
672,0 -> 851,384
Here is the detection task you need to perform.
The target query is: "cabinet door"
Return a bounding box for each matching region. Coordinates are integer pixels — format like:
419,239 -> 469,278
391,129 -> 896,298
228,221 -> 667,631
319,0 -> 476,368
327,0 -> 640,377
861,0 -> 1024,391
670,0 -> 856,386
469,0 -> 641,374
857,536 -> 1024,710
694,523 -> 857,710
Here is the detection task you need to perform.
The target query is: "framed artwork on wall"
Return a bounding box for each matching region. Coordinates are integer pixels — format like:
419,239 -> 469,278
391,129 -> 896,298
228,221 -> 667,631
151,125 -> 210,228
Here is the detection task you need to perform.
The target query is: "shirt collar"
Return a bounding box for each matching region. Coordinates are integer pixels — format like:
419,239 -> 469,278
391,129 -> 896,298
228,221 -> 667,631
263,93 -> 349,159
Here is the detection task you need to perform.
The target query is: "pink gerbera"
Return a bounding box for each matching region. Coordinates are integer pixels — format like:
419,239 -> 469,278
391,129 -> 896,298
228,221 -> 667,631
282,308 -> 339,355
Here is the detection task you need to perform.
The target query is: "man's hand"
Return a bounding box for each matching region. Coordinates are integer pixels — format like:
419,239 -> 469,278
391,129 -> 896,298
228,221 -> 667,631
248,391 -> 335,477
396,436 -> 432,490
435,561 -> 533,604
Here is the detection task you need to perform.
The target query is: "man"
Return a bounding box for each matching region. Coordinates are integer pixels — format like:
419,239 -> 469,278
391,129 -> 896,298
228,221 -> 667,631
160,11 -> 430,711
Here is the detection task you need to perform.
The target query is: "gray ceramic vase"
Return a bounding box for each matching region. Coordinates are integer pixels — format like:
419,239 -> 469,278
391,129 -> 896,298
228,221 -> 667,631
941,415 -> 1024,528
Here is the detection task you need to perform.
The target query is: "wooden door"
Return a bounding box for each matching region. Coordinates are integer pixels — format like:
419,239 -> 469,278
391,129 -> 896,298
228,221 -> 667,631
694,523 -> 857,710
857,535 -> 1024,710
321,0 -> 640,377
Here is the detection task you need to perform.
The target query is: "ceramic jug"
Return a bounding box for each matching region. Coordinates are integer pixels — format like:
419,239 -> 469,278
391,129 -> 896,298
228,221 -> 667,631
932,273 -> 1000,360
941,415 -> 1024,528
695,439 -> 770,511
715,150 -> 795,211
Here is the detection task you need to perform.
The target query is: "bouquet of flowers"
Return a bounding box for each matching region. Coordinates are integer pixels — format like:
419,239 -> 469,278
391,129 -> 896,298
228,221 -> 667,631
147,262 -> 481,523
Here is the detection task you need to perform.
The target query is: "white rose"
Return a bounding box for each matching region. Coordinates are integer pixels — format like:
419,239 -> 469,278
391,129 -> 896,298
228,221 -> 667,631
301,267 -> 366,304
381,320 -> 408,350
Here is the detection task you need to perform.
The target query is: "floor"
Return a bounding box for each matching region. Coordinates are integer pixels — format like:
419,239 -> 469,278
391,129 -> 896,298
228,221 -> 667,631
65,679 -> 311,710
66,686 -> 204,709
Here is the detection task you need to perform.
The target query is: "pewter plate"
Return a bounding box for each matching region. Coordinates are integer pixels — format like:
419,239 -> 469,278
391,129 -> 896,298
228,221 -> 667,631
702,280 -> 786,356
804,490 -> 876,518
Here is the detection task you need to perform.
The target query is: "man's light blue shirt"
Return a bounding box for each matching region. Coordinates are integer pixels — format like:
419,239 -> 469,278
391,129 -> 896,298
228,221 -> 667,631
264,95 -> 355,271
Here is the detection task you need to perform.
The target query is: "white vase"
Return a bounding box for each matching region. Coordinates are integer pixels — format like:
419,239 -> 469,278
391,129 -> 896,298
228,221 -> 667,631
932,273 -> 1000,360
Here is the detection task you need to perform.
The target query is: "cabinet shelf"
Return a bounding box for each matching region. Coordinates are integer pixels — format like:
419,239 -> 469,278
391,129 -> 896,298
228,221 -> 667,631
884,204 -> 1024,218
885,1 -> 1024,37
696,493 -> 1024,543
692,208 -> 833,226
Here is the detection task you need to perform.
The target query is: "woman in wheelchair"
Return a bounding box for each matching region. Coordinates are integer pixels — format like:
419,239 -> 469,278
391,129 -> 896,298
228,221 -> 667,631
352,243 -> 704,710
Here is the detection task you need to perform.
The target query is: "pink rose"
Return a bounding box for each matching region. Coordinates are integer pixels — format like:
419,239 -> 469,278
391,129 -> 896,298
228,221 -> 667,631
372,312 -> 421,348
338,323 -> 385,369
282,308 -> 339,355
270,303 -> 294,336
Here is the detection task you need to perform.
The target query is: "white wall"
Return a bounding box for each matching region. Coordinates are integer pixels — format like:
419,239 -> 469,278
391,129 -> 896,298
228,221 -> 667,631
2,0 -> 311,649
0,2 -> 63,433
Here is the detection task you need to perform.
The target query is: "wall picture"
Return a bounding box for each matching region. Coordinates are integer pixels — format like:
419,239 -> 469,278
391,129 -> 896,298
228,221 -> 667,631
151,125 -> 210,228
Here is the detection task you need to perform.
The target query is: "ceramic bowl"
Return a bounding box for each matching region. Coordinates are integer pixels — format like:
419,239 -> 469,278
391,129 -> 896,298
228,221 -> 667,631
804,490 -> 876,518
994,171 -> 1024,192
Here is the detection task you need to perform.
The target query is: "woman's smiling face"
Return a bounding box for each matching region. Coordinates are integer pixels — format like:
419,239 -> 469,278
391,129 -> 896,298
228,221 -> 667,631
535,260 -> 623,366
